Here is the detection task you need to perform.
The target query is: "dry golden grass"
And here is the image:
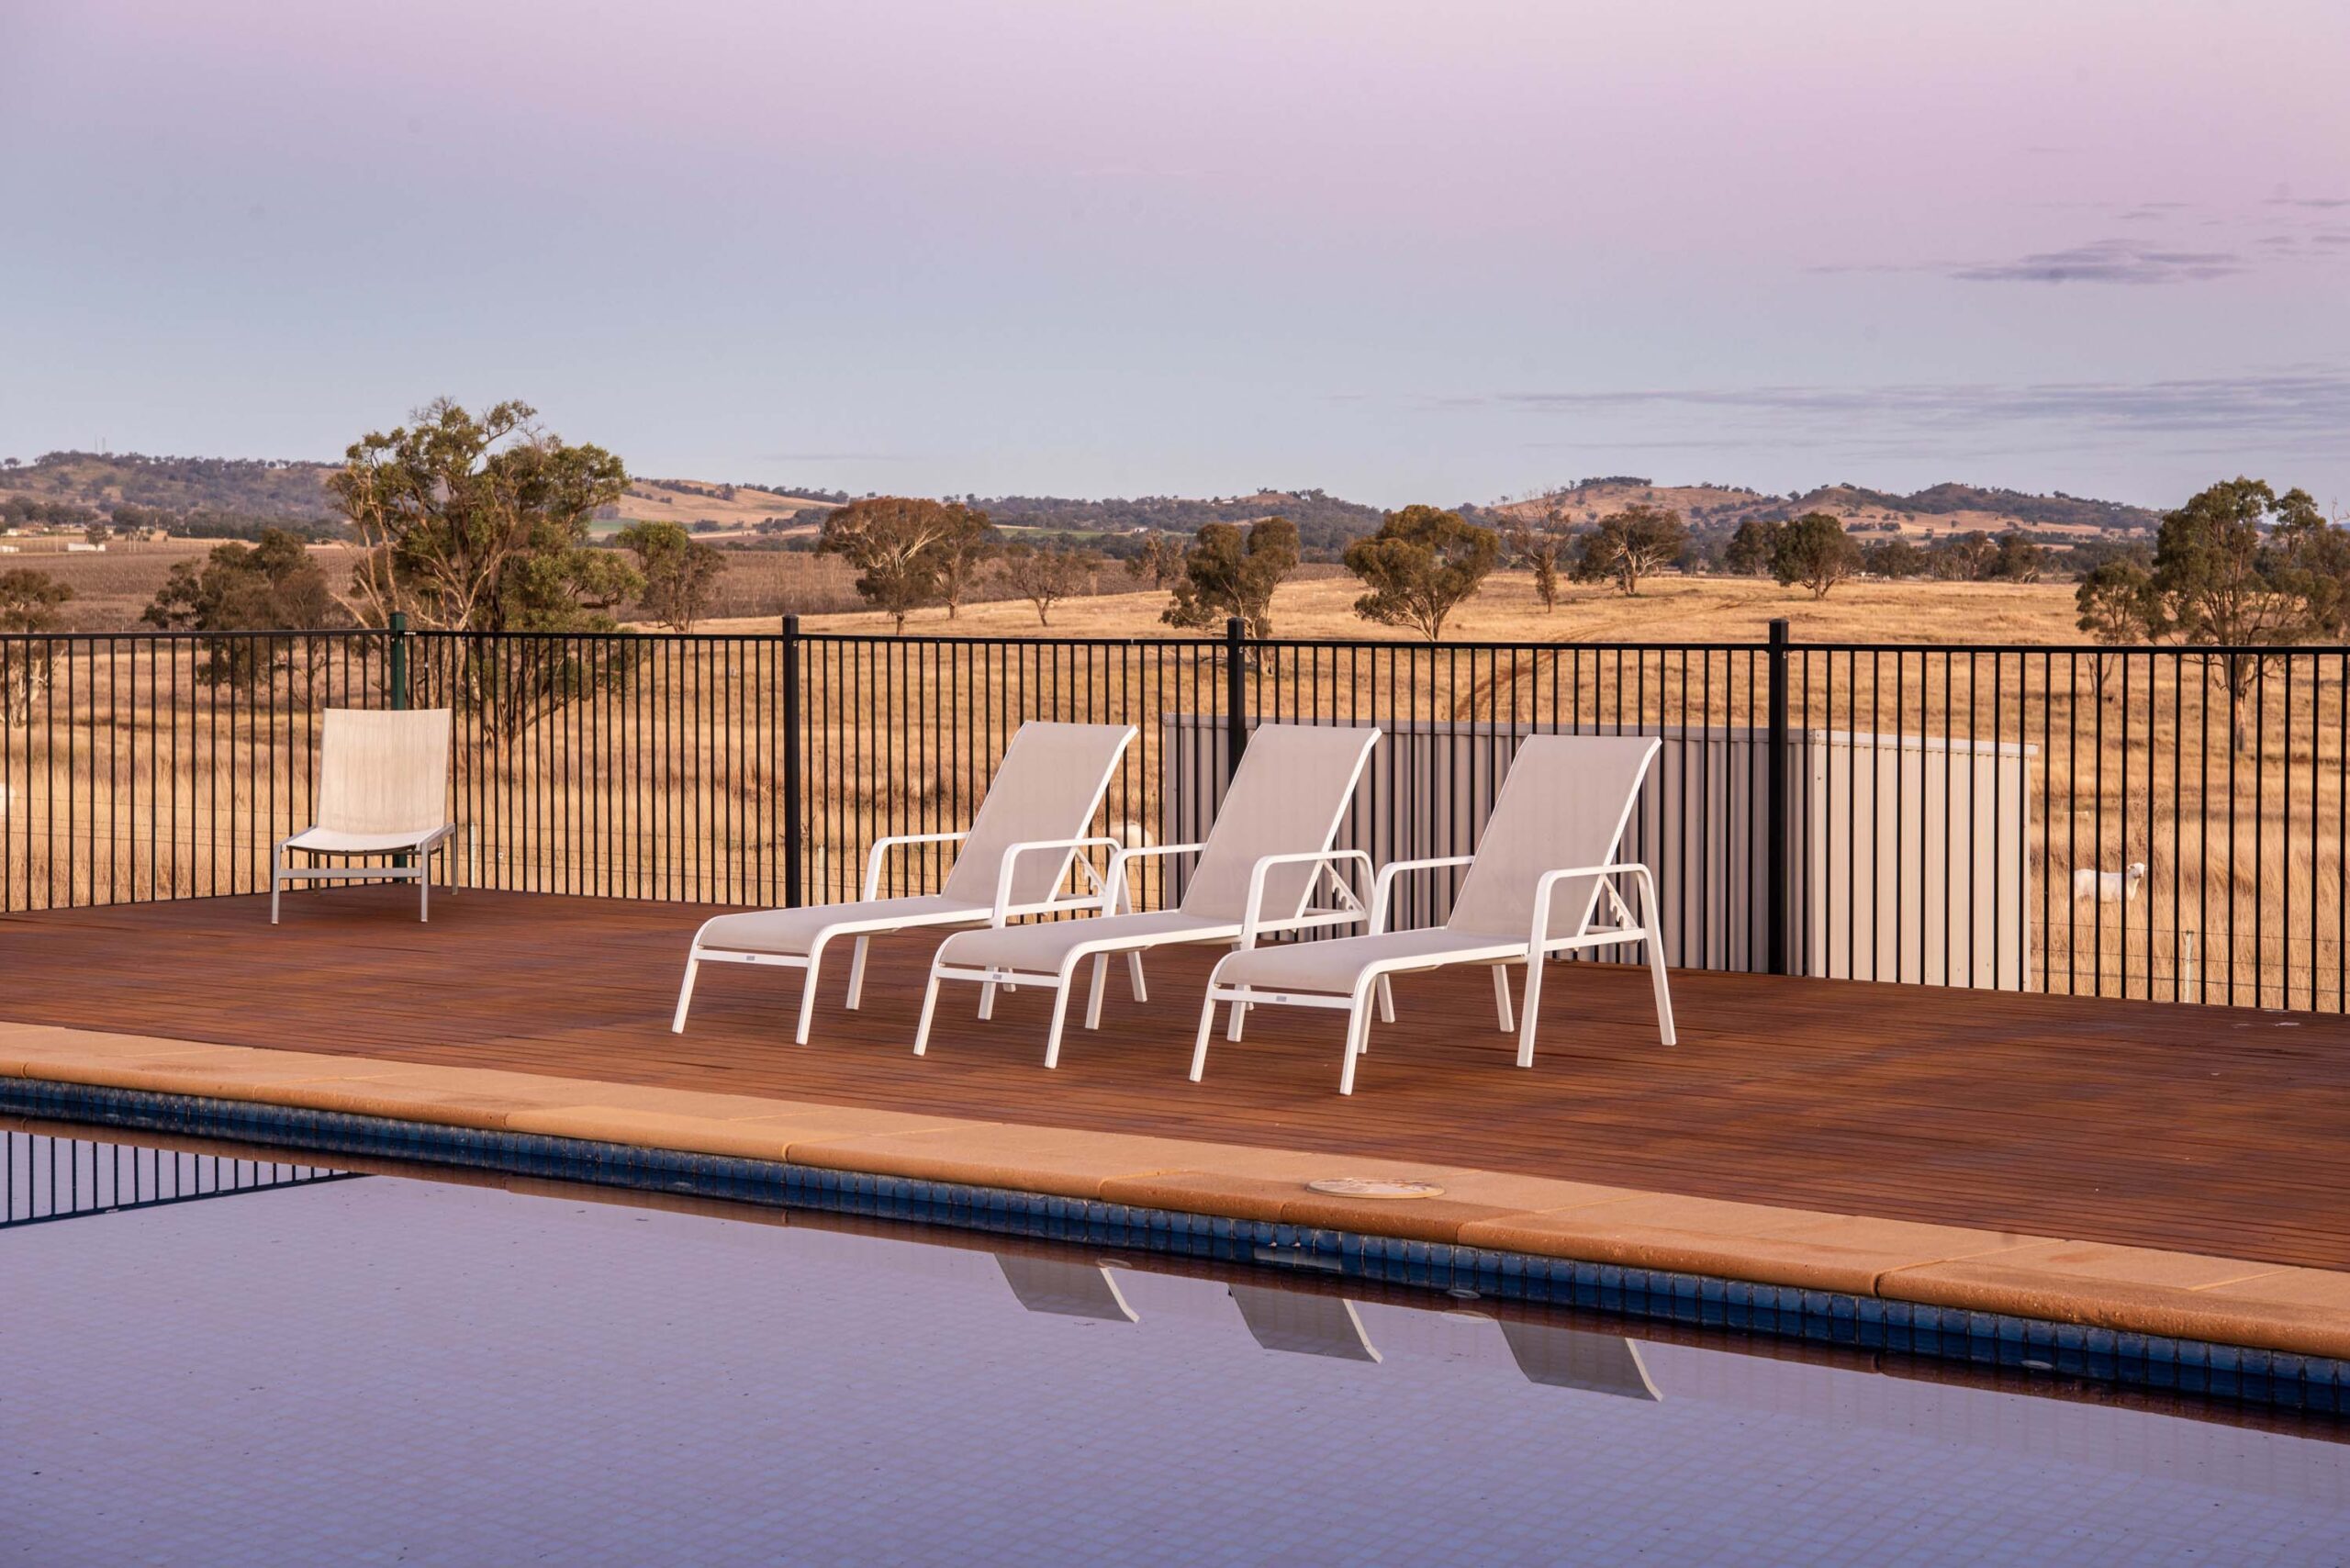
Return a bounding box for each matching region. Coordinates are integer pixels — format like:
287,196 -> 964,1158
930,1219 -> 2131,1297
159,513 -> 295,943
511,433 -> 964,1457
743,571 -> 2087,645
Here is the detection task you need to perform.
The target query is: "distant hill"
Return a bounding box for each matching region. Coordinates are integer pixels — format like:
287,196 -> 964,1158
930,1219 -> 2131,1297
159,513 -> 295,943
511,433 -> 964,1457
1487,477 -> 2160,540
0,450 -> 343,539
0,451 -> 2165,557
971,488 -> 1386,554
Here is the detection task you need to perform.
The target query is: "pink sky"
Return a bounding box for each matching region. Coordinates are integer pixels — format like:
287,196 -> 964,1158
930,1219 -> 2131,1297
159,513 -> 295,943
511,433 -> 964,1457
3,0 -> 2346,505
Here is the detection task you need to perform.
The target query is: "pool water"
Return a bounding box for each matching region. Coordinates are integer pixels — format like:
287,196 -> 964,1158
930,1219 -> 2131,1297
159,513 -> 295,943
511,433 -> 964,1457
4,1128 -> 2345,1566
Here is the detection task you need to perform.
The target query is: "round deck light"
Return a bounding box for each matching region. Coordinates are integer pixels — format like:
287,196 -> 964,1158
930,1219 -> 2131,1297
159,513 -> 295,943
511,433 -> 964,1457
1305,1178 -> 1447,1199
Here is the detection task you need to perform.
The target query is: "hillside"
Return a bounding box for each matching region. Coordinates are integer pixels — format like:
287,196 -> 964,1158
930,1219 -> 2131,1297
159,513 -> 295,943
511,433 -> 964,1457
1486,477 -> 2160,541
1,451 -> 2165,559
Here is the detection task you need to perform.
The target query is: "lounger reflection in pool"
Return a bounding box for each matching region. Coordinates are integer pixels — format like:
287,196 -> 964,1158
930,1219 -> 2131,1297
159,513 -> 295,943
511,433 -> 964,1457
993,1254 -> 1139,1322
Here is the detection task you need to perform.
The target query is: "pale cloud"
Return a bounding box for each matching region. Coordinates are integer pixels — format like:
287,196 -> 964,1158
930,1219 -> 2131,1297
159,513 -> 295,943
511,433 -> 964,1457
1948,239 -> 2244,285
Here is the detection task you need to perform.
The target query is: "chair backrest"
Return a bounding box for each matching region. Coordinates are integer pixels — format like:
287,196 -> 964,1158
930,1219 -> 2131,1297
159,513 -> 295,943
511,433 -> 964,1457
939,722 -> 1138,905
1445,734 -> 1661,938
315,708 -> 453,835
1177,724 -> 1382,922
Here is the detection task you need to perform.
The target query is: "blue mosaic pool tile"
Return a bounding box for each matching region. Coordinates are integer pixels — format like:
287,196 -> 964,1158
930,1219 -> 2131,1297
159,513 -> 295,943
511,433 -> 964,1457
6,1071 -> 2345,1420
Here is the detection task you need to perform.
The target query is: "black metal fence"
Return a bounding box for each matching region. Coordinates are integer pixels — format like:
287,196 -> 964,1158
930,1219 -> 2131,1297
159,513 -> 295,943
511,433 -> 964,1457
4,619 -> 2344,1011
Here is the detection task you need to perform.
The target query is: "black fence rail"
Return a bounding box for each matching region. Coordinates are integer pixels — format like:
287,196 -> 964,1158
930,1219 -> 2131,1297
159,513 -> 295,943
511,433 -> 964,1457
2,1130 -> 355,1228
4,620 -> 2345,1011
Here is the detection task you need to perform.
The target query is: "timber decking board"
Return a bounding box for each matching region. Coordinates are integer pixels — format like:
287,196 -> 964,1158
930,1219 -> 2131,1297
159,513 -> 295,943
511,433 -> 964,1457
5,887 -> 2347,1271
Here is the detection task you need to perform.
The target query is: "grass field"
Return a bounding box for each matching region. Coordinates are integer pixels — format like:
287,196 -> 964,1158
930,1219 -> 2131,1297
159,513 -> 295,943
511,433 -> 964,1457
759,573 -> 2087,644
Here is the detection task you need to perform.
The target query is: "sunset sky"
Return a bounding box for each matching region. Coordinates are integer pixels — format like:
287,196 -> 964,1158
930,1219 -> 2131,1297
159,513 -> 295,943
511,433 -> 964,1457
3,0 -> 2346,507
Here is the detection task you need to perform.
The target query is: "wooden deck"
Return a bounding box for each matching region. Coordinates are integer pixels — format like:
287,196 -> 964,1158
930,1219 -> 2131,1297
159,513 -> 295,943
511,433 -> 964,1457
5,886 -> 2348,1271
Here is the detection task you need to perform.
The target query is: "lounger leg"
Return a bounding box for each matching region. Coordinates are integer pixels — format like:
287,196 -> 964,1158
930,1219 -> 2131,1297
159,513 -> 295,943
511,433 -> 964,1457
270,846 -> 283,925
1189,991 -> 1219,1082
420,860 -> 431,924
1491,965 -> 1513,1033
1225,991 -> 1248,1042
979,974 -> 998,1019
794,944 -> 827,1046
1375,975 -> 1395,1024
845,935 -> 871,1010
912,967 -> 944,1056
1043,980 -> 1076,1070
1340,980 -> 1377,1096
1126,951 -> 1147,1003
1640,878 -> 1677,1047
1516,948 -> 1547,1068
671,952 -> 700,1033
1085,953 -> 1108,1029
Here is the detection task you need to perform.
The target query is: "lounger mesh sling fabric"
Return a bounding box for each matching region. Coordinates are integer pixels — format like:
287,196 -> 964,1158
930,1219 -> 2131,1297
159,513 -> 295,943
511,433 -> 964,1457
1194,733 -> 1673,1093
270,708 -> 455,924
912,723 -> 1382,1067
672,721 -> 1136,1043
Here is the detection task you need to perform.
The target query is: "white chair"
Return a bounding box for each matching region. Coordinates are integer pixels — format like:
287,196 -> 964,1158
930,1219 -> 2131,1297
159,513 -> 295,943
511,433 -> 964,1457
673,721 -> 1137,1044
1193,734 -> 1673,1093
912,723 -> 1382,1068
270,708 -> 456,924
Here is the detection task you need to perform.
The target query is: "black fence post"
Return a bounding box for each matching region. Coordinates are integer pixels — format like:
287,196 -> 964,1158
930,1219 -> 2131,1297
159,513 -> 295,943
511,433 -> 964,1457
388,611 -> 412,871
781,613 -> 804,908
1224,616 -> 1248,784
387,610 -> 409,711
1765,617 -> 1790,976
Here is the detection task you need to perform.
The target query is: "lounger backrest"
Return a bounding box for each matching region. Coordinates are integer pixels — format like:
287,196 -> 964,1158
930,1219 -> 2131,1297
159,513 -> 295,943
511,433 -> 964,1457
1445,734 -> 1661,938
1177,724 -> 1382,921
940,722 -> 1138,905
315,708 -> 453,835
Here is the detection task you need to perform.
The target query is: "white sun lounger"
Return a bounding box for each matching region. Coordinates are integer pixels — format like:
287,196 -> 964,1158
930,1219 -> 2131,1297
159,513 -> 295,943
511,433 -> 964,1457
672,721 -> 1137,1044
1192,734 -> 1673,1093
912,723 -> 1382,1068
270,708 -> 456,924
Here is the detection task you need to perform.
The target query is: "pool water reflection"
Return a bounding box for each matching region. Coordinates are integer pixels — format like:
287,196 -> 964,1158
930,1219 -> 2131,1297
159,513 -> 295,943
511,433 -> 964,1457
3,1127 -> 2344,1566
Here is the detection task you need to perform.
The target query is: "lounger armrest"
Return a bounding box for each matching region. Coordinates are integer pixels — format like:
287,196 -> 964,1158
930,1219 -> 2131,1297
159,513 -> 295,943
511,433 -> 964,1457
1105,841 -> 1205,909
862,831 -> 971,899
991,836 -> 1125,924
1528,862 -> 1656,952
1370,855 -> 1475,934
1237,849 -> 1374,951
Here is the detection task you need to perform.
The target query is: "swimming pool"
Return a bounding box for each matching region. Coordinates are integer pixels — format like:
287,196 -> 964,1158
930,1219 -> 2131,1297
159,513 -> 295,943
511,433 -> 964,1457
5,1125 -> 2344,1565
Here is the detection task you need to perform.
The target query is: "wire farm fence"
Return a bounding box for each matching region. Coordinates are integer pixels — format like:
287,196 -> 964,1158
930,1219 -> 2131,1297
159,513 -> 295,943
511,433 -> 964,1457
2,623 -> 2345,1014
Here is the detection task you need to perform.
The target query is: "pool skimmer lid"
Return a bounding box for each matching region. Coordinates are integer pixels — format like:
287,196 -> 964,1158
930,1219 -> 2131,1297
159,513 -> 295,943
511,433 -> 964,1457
1306,1178 -> 1447,1199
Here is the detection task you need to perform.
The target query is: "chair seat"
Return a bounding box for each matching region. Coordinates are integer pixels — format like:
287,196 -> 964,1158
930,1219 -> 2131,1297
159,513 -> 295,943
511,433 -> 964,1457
283,824 -> 451,855
1214,926 -> 1525,995
935,910 -> 1232,973
694,895 -> 988,958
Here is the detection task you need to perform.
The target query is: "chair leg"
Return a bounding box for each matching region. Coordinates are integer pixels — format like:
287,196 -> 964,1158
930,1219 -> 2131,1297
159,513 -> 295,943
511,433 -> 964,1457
845,935 -> 871,1010
793,945 -> 827,1046
1225,992 -> 1248,1042
978,975 -> 998,1020
1646,934 -> 1677,1047
912,967 -> 945,1056
1189,991 -> 1219,1082
1126,951 -> 1147,1002
1637,872 -> 1676,1047
1491,965 -> 1513,1033
1085,953 -> 1108,1029
1515,949 -> 1547,1068
419,861 -> 431,924
1375,974 -> 1395,1025
270,848 -> 283,925
1340,981 -> 1376,1095
671,954 -> 700,1033
1043,980 -> 1076,1070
